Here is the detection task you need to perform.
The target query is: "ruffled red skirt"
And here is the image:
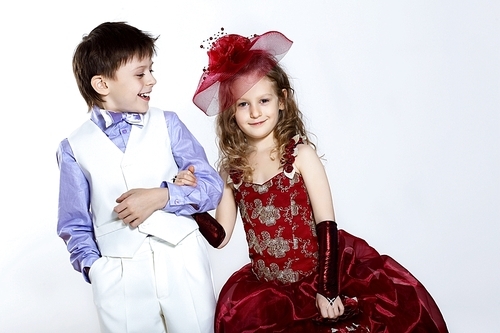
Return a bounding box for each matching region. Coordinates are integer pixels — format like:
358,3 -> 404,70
215,230 -> 448,333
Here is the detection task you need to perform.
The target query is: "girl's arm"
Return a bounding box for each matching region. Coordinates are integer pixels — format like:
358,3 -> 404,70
294,143 -> 345,319
175,167 -> 238,249
214,170 -> 239,248
294,144 -> 335,223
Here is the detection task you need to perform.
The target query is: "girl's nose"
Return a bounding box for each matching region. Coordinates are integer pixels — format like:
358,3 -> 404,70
249,105 -> 261,118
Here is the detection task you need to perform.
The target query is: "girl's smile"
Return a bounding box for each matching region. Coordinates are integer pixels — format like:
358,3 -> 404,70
234,76 -> 283,143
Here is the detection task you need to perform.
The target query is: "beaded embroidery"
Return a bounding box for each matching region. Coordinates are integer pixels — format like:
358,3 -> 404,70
231,135 -> 318,284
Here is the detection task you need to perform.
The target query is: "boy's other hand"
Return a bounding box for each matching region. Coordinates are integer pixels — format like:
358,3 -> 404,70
114,188 -> 169,228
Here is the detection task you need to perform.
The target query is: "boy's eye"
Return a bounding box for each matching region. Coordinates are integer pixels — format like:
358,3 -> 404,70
137,70 -> 153,78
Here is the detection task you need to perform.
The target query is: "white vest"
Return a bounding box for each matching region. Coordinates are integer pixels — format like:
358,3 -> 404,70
67,108 -> 198,257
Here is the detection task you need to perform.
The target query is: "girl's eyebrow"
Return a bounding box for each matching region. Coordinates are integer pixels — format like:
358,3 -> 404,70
258,93 -> 274,98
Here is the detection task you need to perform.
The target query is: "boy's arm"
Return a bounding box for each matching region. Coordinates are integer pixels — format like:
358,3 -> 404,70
163,111 -> 223,215
56,139 -> 100,283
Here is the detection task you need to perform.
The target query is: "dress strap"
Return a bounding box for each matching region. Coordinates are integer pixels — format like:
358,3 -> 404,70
227,169 -> 243,189
281,134 -> 304,179
228,134 -> 305,185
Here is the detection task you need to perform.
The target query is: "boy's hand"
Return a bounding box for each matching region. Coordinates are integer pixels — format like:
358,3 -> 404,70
114,188 -> 169,228
173,165 -> 197,187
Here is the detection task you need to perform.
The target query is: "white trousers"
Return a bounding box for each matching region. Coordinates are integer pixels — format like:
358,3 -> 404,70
89,231 -> 216,333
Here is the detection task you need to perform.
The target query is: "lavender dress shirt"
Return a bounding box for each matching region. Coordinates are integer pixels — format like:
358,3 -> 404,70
56,107 -> 223,282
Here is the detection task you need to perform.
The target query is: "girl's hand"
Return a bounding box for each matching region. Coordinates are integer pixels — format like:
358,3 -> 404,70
173,165 -> 197,187
316,293 -> 344,319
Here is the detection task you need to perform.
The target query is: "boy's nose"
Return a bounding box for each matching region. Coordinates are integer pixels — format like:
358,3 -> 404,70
147,73 -> 157,86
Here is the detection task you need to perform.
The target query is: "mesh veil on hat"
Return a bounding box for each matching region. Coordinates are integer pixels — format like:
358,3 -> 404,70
193,31 -> 293,116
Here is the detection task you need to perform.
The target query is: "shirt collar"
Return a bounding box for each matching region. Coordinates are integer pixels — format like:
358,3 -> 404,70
93,107 -> 144,128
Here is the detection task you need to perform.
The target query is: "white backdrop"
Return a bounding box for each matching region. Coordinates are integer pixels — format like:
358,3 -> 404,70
0,1 -> 498,332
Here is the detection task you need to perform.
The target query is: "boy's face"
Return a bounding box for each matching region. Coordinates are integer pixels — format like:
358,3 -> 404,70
101,56 -> 156,113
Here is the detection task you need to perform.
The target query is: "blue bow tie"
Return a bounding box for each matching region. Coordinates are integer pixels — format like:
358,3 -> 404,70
122,113 -> 143,126
102,111 -> 144,128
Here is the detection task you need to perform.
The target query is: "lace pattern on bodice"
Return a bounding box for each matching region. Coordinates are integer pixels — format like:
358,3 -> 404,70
229,135 -> 319,284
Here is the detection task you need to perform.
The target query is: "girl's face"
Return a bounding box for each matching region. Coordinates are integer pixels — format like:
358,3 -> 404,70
233,76 -> 284,143
101,56 -> 156,113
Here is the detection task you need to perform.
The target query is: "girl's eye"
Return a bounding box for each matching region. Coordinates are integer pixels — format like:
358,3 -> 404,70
237,102 -> 248,108
137,73 -> 145,78
261,98 -> 270,104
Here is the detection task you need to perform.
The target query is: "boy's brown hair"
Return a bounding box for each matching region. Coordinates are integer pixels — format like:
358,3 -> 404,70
72,22 -> 158,110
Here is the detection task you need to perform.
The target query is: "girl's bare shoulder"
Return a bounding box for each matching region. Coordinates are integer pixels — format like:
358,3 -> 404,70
293,143 -> 321,170
295,142 -> 318,159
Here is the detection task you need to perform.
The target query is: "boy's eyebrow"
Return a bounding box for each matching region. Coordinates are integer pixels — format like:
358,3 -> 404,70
131,63 -> 154,72
132,60 -> 154,70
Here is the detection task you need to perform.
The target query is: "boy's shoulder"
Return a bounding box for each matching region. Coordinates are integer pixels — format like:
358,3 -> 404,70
148,107 -> 180,123
66,117 -> 94,140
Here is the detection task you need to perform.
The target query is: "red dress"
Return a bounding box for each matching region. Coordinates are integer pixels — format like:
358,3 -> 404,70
215,137 -> 448,333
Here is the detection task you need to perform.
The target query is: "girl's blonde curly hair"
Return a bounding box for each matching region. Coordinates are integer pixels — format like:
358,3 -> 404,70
215,52 -> 315,183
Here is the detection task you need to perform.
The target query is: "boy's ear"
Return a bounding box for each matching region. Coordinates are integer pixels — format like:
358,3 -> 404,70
91,75 -> 109,95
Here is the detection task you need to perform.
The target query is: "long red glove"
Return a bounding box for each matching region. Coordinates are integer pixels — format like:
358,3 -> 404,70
192,212 -> 226,248
316,220 -> 339,303
315,221 -> 362,326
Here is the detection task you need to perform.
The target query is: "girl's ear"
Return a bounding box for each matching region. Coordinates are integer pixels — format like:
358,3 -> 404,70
91,75 -> 109,95
279,88 -> 288,109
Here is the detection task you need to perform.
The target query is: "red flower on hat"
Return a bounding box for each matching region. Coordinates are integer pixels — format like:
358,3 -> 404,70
194,30 -> 293,116
207,34 -> 252,74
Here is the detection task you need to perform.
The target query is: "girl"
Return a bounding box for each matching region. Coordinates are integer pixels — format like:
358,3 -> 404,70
182,30 -> 448,332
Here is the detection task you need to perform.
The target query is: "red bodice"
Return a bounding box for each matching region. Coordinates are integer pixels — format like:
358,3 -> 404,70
230,136 -> 318,284
233,171 -> 319,284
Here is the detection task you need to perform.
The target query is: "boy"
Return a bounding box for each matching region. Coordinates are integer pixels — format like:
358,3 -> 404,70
56,22 -> 223,333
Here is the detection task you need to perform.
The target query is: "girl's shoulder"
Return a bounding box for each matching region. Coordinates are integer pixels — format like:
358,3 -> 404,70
295,142 -> 316,155
284,135 -> 315,159
292,136 -> 321,172
282,135 -> 316,179
294,142 -> 318,166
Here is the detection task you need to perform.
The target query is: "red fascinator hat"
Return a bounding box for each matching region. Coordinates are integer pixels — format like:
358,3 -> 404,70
193,30 -> 293,116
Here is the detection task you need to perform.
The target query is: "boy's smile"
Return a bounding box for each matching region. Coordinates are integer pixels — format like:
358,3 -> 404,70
100,56 -> 156,113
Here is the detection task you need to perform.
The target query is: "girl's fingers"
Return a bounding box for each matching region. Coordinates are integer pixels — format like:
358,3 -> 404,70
174,170 -> 197,186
